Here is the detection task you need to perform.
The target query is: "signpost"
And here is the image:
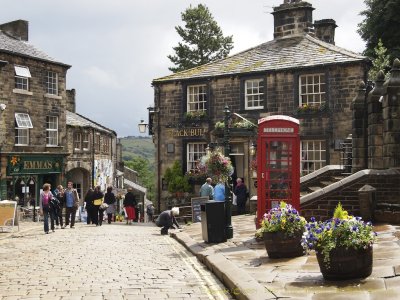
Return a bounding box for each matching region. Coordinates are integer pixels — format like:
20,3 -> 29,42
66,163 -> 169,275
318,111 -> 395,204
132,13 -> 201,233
191,196 -> 209,223
0,200 -> 18,232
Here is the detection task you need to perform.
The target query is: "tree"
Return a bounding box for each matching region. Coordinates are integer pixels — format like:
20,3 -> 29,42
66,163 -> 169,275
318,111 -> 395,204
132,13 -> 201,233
164,161 -> 191,197
358,0 -> 400,62
368,39 -> 391,81
168,4 -> 233,73
125,157 -> 155,201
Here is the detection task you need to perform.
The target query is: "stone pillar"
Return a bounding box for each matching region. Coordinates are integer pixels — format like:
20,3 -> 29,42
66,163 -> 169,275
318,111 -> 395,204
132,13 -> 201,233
367,71 -> 385,169
358,184 -> 376,221
351,82 -> 367,173
383,59 -> 400,168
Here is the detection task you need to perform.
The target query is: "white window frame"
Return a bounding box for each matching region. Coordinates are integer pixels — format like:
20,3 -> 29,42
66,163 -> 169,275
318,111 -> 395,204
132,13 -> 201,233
300,140 -> 326,175
46,71 -> 58,95
15,113 -> 33,128
187,85 -> 207,112
15,128 -> 29,146
245,79 -> 264,110
299,74 -> 326,106
46,116 -> 58,146
187,142 -> 207,171
82,133 -> 90,150
14,66 -> 31,91
74,132 -> 82,150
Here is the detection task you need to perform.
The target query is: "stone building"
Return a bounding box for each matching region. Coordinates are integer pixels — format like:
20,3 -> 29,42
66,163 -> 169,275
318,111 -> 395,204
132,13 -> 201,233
150,0 -> 369,211
0,19 -> 120,203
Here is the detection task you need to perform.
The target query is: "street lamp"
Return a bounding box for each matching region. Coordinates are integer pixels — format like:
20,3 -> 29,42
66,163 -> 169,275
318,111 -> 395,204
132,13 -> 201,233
138,120 -> 148,134
224,105 -> 233,239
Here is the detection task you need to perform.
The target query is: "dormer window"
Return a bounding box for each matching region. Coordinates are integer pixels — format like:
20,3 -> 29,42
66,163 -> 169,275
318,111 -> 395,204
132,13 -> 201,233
187,85 -> 207,112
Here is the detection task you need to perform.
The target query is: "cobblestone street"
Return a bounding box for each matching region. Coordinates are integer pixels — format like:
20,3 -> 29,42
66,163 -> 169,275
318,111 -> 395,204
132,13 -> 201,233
0,223 -> 232,300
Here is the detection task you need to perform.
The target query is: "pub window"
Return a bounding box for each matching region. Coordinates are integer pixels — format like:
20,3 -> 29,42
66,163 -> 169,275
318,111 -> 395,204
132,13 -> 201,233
82,133 -> 90,150
299,74 -> 326,106
14,113 -> 32,146
74,132 -> 82,150
187,85 -> 207,112
301,140 -> 326,175
46,116 -> 58,146
245,79 -> 264,110
187,142 -> 207,171
14,65 -> 31,91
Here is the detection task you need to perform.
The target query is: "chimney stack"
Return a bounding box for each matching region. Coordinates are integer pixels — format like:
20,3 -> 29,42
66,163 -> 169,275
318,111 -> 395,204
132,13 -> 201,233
314,19 -> 337,44
0,20 -> 29,41
272,1 -> 314,39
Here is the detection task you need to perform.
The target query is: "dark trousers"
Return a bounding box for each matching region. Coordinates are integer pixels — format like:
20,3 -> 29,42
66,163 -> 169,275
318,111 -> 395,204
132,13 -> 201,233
43,206 -> 55,233
65,207 -> 77,227
86,207 -> 93,224
98,209 -> 104,225
55,208 -> 63,227
237,201 -> 246,215
92,206 -> 100,225
107,213 -> 113,224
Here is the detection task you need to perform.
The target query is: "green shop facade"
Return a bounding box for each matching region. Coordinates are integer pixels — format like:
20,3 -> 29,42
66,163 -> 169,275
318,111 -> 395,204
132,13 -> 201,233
2,154 -> 67,206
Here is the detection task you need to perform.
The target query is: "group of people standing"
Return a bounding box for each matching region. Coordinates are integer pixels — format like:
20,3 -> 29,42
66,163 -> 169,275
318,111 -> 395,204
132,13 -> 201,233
200,177 -> 248,215
84,185 -> 117,226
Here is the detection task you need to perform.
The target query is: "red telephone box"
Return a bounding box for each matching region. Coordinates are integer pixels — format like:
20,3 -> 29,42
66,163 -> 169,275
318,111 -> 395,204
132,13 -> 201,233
256,116 -> 300,227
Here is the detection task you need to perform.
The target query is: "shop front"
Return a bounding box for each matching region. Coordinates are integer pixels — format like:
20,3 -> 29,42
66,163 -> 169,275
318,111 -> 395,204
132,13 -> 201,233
5,154 -> 65,206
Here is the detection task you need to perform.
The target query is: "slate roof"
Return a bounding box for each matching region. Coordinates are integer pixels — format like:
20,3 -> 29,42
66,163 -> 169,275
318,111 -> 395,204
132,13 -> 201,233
66,111 -> 116,136
0,30 -> 70,67
153,34 -> 368,83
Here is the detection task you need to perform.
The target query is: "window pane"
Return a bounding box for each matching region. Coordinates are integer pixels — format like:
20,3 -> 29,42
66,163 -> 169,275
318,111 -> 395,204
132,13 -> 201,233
15,113 -> 33,128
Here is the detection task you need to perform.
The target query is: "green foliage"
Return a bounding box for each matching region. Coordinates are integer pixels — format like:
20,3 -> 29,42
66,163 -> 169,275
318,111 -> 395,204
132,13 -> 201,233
164,161 -> 191,195
168,4 -> 234,73
368,39 -> 391,81
121,137 -> 155,201
358,0 -> 400,63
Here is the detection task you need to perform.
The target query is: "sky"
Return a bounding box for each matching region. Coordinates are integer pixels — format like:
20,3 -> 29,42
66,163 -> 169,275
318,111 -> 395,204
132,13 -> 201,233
1,0 -> 367,137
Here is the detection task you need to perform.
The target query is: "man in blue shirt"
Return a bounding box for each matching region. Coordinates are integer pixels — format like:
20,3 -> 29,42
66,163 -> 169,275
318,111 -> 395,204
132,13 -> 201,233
63,181 -> 80,228
200,177 -> 213,200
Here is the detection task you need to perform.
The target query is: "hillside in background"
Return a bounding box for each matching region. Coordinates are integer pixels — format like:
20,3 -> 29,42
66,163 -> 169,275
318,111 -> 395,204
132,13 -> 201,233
120,136 -> 155,166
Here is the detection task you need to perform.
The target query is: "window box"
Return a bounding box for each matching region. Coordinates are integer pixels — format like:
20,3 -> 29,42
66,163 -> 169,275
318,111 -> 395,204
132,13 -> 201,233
183,111 -> 208,123
294,103 -> 328,117
213,120 -> 256,137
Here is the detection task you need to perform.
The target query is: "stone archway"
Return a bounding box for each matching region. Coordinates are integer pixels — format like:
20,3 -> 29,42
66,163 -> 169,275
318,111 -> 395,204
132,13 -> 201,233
66,167 -> 91,201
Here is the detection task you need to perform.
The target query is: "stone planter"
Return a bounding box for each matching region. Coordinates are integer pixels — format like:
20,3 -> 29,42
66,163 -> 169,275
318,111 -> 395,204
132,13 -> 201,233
316,246 -> 373,280
263,230 -> 305,258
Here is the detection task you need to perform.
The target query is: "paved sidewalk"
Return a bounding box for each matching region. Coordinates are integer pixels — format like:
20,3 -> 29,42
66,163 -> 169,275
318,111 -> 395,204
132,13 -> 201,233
172,215 -> 400,300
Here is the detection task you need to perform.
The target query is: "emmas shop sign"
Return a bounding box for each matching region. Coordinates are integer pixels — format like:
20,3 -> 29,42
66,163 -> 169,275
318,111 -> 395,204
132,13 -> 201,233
7,155 -> 63,175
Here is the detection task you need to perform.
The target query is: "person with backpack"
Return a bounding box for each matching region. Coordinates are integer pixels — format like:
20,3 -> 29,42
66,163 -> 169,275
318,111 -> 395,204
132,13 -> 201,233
123,188 -> 137,225
39,183 -> 55,234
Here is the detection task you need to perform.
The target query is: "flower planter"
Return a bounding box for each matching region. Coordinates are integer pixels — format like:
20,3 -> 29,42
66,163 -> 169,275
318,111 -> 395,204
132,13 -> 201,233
316,246 -> 373,280
263,230 -> 305,258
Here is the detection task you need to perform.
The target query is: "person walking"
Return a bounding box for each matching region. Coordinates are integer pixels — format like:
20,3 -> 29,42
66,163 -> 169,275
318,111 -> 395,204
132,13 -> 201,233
146,202 -> 155,222
213,179 -> 226,201
155,207 -> 180,235
39,183 -> 55,234
92,186 -> 104,226
200,177 -> 214,199
123,188 -> 137,225
234,178 -> 248,215
104,186 -> 116,224
54,185 -> 65,229
64,181 -> 80,228
84,188 -> 94,225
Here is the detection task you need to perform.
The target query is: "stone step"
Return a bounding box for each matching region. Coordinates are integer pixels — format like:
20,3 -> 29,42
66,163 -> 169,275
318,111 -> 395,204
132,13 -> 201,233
320,181 -> 334,186
308,186 -> 322,192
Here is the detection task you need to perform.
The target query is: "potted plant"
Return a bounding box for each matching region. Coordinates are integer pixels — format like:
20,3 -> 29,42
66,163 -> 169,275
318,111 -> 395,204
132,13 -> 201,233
164,161 -> 191,200
256,202 -> 307,258
302,203 -> 377,280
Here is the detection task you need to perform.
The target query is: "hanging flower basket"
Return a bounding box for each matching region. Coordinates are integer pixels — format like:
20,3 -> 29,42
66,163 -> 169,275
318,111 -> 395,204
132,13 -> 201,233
197,151 -> 234,183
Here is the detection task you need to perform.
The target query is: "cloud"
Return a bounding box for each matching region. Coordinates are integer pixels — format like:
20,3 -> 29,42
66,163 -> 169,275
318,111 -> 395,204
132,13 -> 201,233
82,66 -> 122,90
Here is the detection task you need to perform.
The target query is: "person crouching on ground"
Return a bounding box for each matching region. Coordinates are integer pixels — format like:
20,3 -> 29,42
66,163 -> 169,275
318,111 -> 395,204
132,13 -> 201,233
156,207 -> 181,235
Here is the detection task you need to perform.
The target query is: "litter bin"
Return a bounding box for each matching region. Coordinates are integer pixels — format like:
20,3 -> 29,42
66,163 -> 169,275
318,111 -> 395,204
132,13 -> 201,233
201,201 -> 226,243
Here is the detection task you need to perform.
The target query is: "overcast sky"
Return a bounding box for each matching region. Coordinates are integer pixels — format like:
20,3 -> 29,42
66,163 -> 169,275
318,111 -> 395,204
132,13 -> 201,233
2,0 -> 367,137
